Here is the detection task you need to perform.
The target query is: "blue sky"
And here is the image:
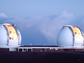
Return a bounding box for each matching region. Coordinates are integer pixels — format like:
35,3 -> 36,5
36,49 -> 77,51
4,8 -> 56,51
0,0 -> 84,45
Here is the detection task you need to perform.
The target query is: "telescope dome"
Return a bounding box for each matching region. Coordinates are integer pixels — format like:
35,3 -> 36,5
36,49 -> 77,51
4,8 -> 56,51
57,25 -> 83,47
0,23 -> 21,48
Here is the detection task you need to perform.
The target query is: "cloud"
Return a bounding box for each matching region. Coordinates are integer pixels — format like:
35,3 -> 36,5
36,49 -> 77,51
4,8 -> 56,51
40,11 -> 74,43
78,19 -> 84,32
0,11 -> 75,45
0,13 -> 7,18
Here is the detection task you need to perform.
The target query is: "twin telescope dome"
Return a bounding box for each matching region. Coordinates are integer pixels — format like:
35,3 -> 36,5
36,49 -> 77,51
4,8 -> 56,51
0,23 -> 83,48
57,25 -> 84,47
0,23 -> 21,48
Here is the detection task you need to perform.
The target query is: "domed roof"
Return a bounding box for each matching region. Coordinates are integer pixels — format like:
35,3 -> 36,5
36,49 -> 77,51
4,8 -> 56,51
57,25 -> 83,47
0,23 -> 21,48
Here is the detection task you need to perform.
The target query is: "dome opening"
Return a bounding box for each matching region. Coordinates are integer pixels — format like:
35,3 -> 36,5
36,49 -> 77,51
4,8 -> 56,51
3,24 -> 18,40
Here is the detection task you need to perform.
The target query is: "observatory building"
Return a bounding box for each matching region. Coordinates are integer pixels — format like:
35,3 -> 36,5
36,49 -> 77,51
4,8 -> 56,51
0,23 -> 21,51
0,23 -> 84,52
57,25 -> 84,47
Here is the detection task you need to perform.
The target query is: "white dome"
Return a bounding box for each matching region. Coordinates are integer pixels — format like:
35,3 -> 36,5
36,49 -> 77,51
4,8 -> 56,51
57,25 -> 83,47
0,23 -> 21,48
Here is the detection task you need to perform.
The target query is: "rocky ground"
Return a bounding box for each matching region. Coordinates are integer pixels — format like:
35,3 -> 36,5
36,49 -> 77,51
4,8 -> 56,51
0,52 -> 84,63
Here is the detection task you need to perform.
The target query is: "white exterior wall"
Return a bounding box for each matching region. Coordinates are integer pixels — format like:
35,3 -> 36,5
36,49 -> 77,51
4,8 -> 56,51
57,27 -> 73,47
74,37 -> 83,46
0,26 -> 8,45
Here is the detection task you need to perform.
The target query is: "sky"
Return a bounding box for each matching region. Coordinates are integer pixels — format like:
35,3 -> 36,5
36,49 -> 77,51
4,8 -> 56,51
0,0 -> 84,45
